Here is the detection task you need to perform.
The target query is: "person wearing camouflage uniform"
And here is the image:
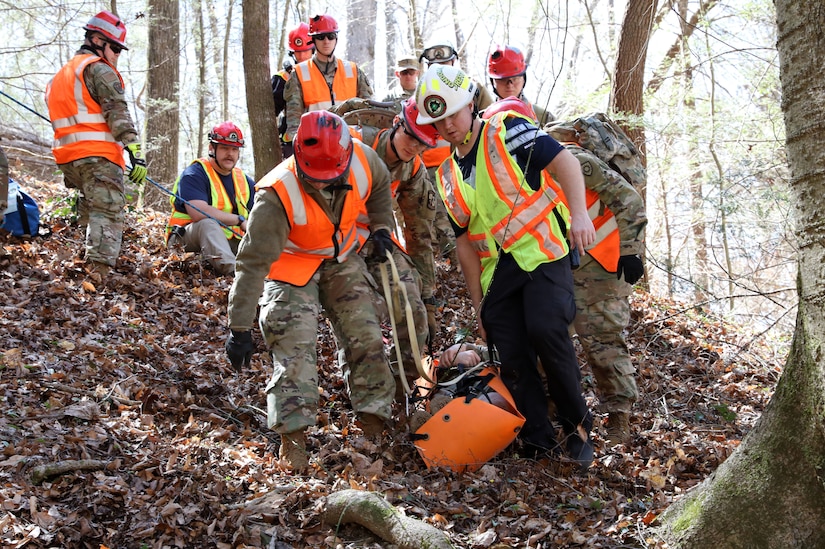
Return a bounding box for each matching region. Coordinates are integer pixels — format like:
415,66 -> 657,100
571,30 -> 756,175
486,45 -> 554,127
282,14 -> 373,143
45,10 -> 147,275
352,98 -> 439,391
566,144 -> 647,445
0,145 -> 8,224
382,55 -> 420,106
224,111 -> 396,473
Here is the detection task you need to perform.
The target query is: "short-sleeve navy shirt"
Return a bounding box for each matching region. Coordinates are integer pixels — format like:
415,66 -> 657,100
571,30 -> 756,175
173,161 -> 255,214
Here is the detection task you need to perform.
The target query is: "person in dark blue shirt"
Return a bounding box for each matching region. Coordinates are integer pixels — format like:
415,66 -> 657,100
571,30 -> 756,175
166,122 -> 255,276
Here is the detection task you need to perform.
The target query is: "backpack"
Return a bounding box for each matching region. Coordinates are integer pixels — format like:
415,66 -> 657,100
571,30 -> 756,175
1,178 -> 41,237
545,113 -> 646,191
329,98 -> 399,131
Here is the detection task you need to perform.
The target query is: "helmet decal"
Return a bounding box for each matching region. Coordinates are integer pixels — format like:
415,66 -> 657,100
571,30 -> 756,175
437,67 -> 467,90
424,95 -> 447,119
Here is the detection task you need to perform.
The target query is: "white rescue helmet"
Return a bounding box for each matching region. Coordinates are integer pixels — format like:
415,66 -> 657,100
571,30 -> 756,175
415,64 -> 476,125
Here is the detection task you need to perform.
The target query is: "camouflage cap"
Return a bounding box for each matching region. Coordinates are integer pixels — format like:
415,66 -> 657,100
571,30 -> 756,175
395,55 -> 420,72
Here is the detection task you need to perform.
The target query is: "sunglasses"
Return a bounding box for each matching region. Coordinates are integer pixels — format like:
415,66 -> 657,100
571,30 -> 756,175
108,42 -> 124,55
313,33 -> 338,42
420,45 -> 456,63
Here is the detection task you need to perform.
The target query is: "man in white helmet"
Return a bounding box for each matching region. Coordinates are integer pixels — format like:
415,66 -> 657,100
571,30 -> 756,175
415,64 -> 597,470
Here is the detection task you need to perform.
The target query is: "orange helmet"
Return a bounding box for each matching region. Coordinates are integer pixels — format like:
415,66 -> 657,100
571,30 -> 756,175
294,111 -> 353,182
398,98 -> 439,147
208,122 -> 245,147
488,45 -> 527,79
288,23 -> 313,52
482,96 -> 537,123
84,10 -> 128,49
308,14 -> 338,36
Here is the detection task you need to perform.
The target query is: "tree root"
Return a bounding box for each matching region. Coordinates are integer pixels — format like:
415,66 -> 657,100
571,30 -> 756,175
321,489 -> 454,549
30,459 -> 109,485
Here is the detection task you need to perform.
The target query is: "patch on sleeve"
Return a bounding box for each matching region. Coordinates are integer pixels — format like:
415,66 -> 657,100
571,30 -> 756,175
580,159 -> 593,178
426,189 -> 438,210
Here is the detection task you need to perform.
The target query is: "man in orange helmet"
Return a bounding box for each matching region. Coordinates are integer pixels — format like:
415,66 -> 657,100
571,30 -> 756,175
45,10 -> 146,276
282,14 -> 373,143
272,23 -> 315,159
225,111 -> 397,473
166,122 -> 255,276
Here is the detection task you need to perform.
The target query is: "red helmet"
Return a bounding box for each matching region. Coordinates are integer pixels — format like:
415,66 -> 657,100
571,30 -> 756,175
488,45 -> 526,79
294,112 -> 353,182
208,122 -> 245,147
84,10 -> 128,49
398,98 -> 439,147
288,23 -> 313,52
308,14 -> 338,36
481,97 -> 537,123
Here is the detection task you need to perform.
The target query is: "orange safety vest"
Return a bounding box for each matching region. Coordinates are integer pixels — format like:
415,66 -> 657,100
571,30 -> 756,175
584,187 -> 620,272
294,58 -> 358,111
256,143 -> 373,286
422,138 -> 452,170
166,159 -> 251,241
46,54 -> 125,168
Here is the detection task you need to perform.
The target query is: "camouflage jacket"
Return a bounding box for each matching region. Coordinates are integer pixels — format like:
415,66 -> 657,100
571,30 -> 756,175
566,144 -> 647,256
77,46 -> 139,145
283,53 -> 374,140
227,146 -> 394,330
365,127 -> 437,300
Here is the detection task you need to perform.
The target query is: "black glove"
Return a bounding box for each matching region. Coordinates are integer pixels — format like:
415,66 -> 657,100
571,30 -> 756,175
370,229 -> 393,262
616,255 -> 644,285
225,330 -> 254,370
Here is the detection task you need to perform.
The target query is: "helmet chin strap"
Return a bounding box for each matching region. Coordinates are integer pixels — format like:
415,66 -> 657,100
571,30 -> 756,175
462,119 -> 477,145
388,125 -> 403,162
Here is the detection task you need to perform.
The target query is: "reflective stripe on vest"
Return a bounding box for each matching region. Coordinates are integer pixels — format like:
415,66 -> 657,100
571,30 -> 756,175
294,59 -> 358,111
45,54 -> 125,168
584,187 -> 620,271
437,113 -> 569,293
257,143 -> 373,286
166,159 -> 251,240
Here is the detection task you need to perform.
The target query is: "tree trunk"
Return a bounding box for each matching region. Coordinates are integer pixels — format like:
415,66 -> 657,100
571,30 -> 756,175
144,0 -> 180,210
242,0 -> 279,179
657,1 -> 825,545
609,0 -> 657,201
346,0 -> 377,71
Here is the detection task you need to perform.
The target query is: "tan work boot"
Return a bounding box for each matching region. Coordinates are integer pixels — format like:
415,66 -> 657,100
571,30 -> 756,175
357,413 -> 386,438
278,430 -> 308,473
606,411 -> 631,446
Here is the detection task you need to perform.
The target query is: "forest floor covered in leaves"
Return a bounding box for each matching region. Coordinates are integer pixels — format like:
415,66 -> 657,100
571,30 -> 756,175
0,177 -> 786,548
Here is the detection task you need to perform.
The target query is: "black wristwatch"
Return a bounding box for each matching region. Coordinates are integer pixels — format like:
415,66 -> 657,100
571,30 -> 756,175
237,215 -> 246,225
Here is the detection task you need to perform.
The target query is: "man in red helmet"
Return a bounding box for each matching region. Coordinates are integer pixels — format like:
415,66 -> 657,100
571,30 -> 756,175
283,14 -> 374,143
349,97 -> 440,393
272,23 -> 315,159
45,10 -> 147,276
224,111 -> 397,473
166,122 -> 255,276
487,44 -> 553,126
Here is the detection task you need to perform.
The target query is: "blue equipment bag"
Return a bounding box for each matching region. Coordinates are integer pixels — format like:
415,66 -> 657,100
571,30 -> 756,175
1,178 -> 40,236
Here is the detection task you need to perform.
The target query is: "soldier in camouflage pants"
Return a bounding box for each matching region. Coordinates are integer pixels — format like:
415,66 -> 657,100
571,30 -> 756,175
568,145 -> 647,445
0,145 -> 8,224
45,11 -> 147,271
225,111 -> 396,472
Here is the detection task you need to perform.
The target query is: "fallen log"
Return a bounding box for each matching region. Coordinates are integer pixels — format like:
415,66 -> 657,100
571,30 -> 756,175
30,459 -> 109,485
321,489 -> 454,549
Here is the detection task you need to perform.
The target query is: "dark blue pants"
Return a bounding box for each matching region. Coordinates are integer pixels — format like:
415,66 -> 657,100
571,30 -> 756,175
481,253 -> 592,449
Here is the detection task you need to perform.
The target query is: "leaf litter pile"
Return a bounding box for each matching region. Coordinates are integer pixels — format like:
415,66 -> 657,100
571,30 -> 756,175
0,178 -> 784,548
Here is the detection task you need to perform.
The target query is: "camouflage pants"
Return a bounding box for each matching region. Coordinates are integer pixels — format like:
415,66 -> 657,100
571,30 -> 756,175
259,254 -> 395,434
60,157 -> 125,267
363,245 -> 428,388
0,146 -> 8,216
169,218 -> 239,275
573,255 -> 639,413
